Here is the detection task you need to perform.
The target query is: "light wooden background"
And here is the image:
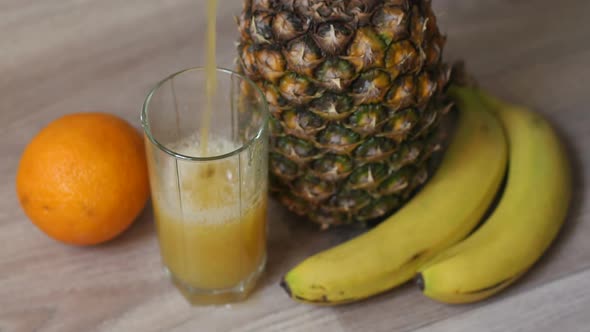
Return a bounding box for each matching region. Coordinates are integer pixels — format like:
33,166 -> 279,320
1,1 -> 589,331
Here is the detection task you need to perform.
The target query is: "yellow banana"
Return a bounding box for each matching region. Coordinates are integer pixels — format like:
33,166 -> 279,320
417,88 -> 572,304
281,89 -> 508,305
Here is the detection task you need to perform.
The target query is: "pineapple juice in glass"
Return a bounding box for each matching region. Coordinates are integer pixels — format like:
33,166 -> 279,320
141,68 -> 269,304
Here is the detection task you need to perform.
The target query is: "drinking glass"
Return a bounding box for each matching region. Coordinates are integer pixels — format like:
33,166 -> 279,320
141,67 -> 269,304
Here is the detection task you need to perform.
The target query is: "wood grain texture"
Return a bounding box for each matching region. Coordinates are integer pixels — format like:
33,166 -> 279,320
0,1 -> 588,331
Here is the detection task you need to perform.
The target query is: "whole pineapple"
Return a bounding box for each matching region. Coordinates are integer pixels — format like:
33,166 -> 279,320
237,0 -> 451,226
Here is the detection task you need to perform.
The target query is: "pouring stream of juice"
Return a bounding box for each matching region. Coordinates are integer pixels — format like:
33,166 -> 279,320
201,0 -> 217,156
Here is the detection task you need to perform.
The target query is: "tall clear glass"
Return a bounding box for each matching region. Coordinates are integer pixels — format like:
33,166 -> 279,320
141,68 -> 269,305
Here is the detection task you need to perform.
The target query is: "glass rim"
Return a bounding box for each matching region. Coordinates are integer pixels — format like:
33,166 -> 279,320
141,67 -> 269,162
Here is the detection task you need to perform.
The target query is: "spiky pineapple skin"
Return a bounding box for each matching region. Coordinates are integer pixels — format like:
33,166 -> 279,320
237,0 -> 451,226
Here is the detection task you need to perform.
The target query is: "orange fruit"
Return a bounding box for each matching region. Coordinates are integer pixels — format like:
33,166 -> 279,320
16,112 -> 150,246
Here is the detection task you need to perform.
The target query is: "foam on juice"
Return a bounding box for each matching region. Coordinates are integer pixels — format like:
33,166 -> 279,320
155,134 -> 263,225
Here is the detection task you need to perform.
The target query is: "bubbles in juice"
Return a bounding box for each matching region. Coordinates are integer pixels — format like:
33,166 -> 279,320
153,135 -> 267,290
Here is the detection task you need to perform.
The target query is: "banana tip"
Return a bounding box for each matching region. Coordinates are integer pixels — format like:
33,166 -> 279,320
280,277 -> 292,297
416,273 -> 425,291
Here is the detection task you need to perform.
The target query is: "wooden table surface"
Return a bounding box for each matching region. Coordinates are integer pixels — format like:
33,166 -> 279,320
1,1 -> 589,331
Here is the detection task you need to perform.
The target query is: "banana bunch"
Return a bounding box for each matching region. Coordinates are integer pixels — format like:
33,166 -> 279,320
281,87 -> 571,305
